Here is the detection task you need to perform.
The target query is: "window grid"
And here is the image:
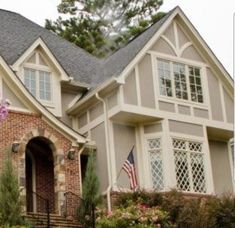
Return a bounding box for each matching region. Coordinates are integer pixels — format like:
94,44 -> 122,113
147,138 -> 164,191
173,63 -> 188,100
24,69 -> 36,97
189,66 -> 203,103
39,71 -> 51,101
158,60 -> 172,97
24,68 -> 52,102
157,59 -> 203,104
173,139 -> 206,193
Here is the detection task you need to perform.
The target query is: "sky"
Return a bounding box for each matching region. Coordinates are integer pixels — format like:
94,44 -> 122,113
0,0 -> 234,77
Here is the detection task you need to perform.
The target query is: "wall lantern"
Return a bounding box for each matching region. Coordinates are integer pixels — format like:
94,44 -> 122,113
67,148 -> 75,160
11,141 -> 20,153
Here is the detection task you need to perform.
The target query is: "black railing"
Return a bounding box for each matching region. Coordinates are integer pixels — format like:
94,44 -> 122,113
64,191 -> 96,228
27,190 -> 50,228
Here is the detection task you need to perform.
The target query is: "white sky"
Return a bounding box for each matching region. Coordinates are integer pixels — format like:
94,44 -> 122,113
0,0 -> 234,76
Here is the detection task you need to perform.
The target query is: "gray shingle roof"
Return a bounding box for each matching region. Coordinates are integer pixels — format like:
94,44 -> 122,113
0,8 -> 173,87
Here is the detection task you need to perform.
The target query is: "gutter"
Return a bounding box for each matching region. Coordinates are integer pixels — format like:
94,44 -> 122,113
95,92 -> 112,212
67,76 -> 124,114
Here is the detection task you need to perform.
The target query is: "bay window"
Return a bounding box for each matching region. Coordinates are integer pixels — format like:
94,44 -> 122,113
157,59 -> 203,103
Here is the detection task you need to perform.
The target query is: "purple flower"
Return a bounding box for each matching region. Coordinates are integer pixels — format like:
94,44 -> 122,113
0,99 -> 9,121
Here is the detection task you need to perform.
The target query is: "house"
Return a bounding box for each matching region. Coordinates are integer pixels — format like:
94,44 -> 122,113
0,6 -> 234,219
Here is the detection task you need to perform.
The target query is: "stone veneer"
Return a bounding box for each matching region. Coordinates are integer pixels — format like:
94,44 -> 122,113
0,110 -> 81,215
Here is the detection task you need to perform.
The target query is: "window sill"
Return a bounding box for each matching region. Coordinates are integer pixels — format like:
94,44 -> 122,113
158,96 -> 208,109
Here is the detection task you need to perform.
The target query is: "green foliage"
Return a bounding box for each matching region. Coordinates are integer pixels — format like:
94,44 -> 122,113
96,203 -> 170,228
45,0 -> 166,57
0,152 -> 26,226
78,150 -> 101,227
111,190 -> 235,228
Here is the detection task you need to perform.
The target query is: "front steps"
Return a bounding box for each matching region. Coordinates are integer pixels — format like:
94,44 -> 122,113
25,212 -> 82,228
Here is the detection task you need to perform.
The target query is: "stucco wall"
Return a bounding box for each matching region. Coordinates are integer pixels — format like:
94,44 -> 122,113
223,88 -> 234,124
113,123 -> 136,189
90,123 -> 109,192
209,140 -> 233,194
123,70 -> 138,105
138,54 -> 155,108
207,68 -> 223,121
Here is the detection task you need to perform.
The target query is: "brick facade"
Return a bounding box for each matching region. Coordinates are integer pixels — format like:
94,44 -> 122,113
0,110 -> 81,215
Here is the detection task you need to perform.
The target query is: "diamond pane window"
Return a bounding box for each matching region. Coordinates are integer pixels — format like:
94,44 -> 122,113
173,138 -> 206,193
147,138 -> 164,190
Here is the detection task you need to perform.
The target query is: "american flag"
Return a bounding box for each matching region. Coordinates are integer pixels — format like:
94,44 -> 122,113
122,146 -> 138,190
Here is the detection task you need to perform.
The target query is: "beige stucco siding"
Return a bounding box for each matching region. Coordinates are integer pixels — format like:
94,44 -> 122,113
164,23 -> 176,46
138,54 -> 156,109
159,101 -> 175,112
178,105 -> 191,115
207,68 -> 223,121
193,108 -> 209,119
209,140 -> 233,194
144,123 -> 162,134
78,112 -> 88,129
90,123 -> 109,192
223,88 -> 234,124
113,123 -> 137,188
123,70 -> 138,105
107,89 -> 118,110
181,45 -> 205,62
150,37 -> 176,56
177,24 -> 189,48
61,92 -> 77,126
169,120 -> 204,137
89,102 -> 104,121
2,80 -> 27,110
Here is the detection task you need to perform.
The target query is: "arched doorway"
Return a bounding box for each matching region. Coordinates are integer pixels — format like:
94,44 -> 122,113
25,137 -> 55,213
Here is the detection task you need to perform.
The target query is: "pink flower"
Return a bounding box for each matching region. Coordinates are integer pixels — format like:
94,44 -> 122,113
0,99 -> 9,121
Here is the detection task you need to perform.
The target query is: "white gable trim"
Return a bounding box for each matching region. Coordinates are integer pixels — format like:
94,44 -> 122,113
11,37 -> 70,81
1,56 -> 86,144
118,7 -> 233,88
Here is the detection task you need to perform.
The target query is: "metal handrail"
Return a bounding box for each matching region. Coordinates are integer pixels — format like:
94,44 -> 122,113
28,190 -> 50,228
64,191 -> 96,228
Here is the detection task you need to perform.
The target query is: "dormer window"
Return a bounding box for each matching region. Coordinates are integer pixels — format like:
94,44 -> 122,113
157,59 -> 203,103
24,68 -> 52,101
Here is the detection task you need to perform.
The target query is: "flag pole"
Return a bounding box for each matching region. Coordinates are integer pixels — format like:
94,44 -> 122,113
116,145 -> 135,181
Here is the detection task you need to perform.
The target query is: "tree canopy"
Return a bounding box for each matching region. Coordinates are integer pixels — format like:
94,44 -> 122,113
45,0 -> 165,57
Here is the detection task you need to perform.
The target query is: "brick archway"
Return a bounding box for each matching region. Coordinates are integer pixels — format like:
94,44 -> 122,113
18,128 -> 66,215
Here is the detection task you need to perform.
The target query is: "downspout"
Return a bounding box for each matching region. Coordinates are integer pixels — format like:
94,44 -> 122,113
95,92 -> 112,212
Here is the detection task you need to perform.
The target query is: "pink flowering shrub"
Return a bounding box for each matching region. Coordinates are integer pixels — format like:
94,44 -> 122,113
96,203 -> 170,228
0,99 -> 9,121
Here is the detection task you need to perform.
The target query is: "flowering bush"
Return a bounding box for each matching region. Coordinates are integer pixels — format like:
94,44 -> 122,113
96,203 -> 170,228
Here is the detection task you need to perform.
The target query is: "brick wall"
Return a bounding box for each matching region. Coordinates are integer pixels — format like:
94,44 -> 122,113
0,110 -> 81,214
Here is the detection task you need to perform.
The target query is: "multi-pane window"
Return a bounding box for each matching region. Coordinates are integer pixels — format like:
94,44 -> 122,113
147,138 -> 164,190
39,71 -> 51,101
172,138 -> 206,193
173,63 -> 188,100
157,59 -> 203,103
189,66 -> 203,102
157,60 -> 172,97
24,69 -> 36,97
24,68 -> 51,101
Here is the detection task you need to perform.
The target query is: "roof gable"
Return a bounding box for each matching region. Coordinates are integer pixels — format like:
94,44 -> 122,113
0,54 -> 86,143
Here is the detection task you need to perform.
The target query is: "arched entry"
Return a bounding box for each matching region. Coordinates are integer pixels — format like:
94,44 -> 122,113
25,137 -> 55,213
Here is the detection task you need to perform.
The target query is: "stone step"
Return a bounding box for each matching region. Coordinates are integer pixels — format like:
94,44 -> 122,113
25,213 -> 83,228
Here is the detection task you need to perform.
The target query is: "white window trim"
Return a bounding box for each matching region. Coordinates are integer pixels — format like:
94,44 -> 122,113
171,135 -> 208,194
24,67 -> 54,106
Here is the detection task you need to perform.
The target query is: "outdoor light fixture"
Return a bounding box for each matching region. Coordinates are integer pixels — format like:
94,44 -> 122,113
11,141 -> 20,153
67,148 -> 75,160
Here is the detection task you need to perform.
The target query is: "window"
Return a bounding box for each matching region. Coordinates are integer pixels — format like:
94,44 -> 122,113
157,59 -> 203,103
172,138 -> 206,193
24,68 -> 51,101
147,138 -> 164,190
